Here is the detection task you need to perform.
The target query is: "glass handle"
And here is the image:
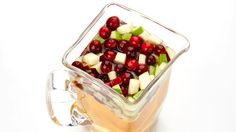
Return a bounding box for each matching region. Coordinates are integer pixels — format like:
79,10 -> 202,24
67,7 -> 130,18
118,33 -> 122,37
46,70 -> 92,126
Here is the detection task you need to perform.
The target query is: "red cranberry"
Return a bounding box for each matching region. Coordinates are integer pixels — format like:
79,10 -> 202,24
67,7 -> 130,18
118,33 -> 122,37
89,40 -> 102,54
99,26 -> 111,39
114,64 -> 126,73
117,40 -> 128,52
104,39 -> 118,50
126,59 -> 138,71
105,82 -> 111,87
135,64 -> 148,75
90,68 -> 99,77
166,53 -> 171,62
104,50 -> 116,61
110,77 -> 122,87
106,16 -> 120,31
83,65 -> 90,71
121,86 -> 128,97
129,36 -> 143,49
101,61 -> 112,73
120,72 -> 133,86
98,74 -> 110,83
72,61 -> 84,69
124,46 -> 138,59
154,44 -> 167,56
141,42 -> 154,55
146,55 -> 156,65
100,55 -> 106,62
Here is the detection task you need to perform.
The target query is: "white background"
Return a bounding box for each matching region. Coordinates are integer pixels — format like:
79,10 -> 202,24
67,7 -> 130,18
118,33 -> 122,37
0,0 -> 236,132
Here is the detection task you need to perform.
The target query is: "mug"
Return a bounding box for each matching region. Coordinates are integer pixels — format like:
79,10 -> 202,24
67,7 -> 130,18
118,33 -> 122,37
46,3 -> 190,132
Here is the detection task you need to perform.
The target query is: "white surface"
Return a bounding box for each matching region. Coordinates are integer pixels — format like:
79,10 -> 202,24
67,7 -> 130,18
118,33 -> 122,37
0,0 -> 236,132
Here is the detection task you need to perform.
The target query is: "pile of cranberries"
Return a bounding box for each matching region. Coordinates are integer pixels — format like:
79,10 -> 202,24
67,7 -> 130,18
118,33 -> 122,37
72,16 -> 170,97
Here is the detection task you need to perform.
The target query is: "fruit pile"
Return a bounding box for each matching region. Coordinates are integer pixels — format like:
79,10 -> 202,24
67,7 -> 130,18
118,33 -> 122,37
72,16 -> 174,101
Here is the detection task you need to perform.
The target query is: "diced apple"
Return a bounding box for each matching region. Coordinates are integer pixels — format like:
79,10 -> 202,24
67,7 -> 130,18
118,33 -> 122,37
133,90 -> 143,100
117,23 -> 133,34
112,84 -> 122,94
128,79 -> 140,94
139,30 -> 150,41
131,26 -> 144,35
150,75 -> 155,80
154,62 -> 167,76
147,35 -> 163,45
159,54 -> 168,63
138,54 -> 146,64
166,46 -> 175,59
114,52 -> 126,64
91,62 -> 102,74
121,33 -> 132,41
108,71 -> 117,80
128,96 -> 135,102
139,71 -> 151,90
82,53 -> 99,66
149,65 -> 155,75
110,31 -> 121,40
95,34 -> 105,44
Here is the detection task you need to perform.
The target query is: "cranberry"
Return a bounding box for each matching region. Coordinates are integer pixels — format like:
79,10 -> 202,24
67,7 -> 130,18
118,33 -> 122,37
129,36 -> 143,49
89,40 -> 102,53
106,16 -> 120,30
154,44 -> 167,56
126,59 -> 138,71
166,53 -> 171,62
124,46 -> 138,59
99,26 -> 111,39
98,74 -> 110,83
117,40 -> 128,52
101,61 -> 112,73
135,64 -> 148,75
90,68 -> 99,77
100,55 -> 106,62
83,65 -> 90,71
114,64 -> 126,73
104,50 -> 116,61
104,39 -> 118,50
121,86 -> 128,97
120,72 -> 133,86
146,55 -> 156,65
141,42 -> 154,55
105,82 -> 111,87
72,61 -> 84,69
110,77 -> 122,87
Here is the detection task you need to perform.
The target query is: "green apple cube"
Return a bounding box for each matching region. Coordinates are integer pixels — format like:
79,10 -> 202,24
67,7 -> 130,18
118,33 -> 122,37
131,26 -> 144,35
133,90 -> 143,100
110,31 -> 121,40
122,33 -> 132,41
166,46 -> 175,59
149,65 -> 155,75
95,34 -> 105,44
128,96 -> 135,102
155,62 -> 167,76
112,84 -> 122,94
154,65 -> 161,76
159,54 -> 168,63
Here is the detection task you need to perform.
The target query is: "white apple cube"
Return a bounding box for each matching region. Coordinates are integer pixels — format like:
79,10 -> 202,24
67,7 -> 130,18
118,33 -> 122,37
139,30 -> 150,41
91,62 -> 102,74
150,75 -> 155,80
108,71 -> 117,80
117,23 -> 133,34
147,35 -> 163,45
114,52 -> 126,64
138,54 -> 146,64
75,56 -> 83,62
82,53 -> 99,66
128,79 -> 140,94
139,71 -> 151,90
